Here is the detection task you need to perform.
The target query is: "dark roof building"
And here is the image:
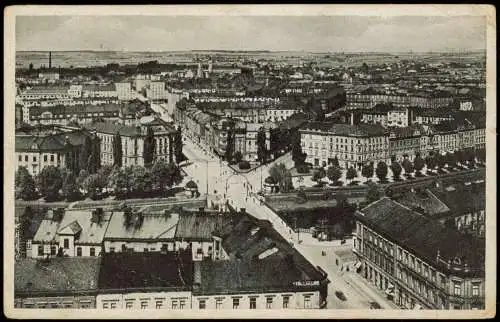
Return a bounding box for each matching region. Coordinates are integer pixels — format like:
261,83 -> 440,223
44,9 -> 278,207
97,250 -> 193,292
300,122 -> 387,137
356,197 -> 484,277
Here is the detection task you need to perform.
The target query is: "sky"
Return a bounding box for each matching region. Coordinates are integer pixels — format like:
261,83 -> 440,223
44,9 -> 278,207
16,15 -> 487,53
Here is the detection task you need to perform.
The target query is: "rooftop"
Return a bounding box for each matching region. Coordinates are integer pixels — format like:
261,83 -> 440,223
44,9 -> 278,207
300,122 -> 387,137
357,197 -> 485,275
97,251 -> 193,290
104,211 -> 179,241
175,210 -> 232,241
15,257 -> 101,294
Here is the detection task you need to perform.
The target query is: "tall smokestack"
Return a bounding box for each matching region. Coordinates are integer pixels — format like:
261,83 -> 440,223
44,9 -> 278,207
49,51 -> 52,69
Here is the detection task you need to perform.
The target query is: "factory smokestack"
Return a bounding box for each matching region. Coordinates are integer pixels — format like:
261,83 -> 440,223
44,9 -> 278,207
49,51 -> 52,69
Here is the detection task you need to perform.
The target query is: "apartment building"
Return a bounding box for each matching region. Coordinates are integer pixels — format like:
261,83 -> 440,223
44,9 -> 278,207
14,257 -> 100,308
96,250 -> 194,310
388,125 -> 427,162
84,117 -> 177,167
30,208 -> 111,259
353,197 -> 485,310
115,82 -> 134,101
146,81 -> 168,101
18,86 -> 70,101
26,104 -> 122,126
346,91 -> 453,110
15,125 -> 95,175
82,84 -> 117,98
300,122 -> 390,170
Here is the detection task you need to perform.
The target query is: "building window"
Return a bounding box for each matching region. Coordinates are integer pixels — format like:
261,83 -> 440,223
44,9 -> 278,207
171,300 -> 178,309
102,303 -> 109,309
110,302 -> 117,309
50,245 -> 56,255
141,301 -> 148,309
63,238 -> 69,249
109,247 -> 115,252
156,300 -> 163,309
144,248 -> 149,252
19,155 -> 22,162
179,299 -> 186,309
472,283 -> 480,296
76,247 -> 82,257
249,297 -> 257,309
90,248 -> 95,256
38,245 -> 44,256
125,302 -> 133,309
198,299 -> 206,310
266,297 -> 273,309
304,295 -> 312,309
215,298 -> 223,309
25,155 -> 29,162
454,281 -> 461,296
50,155 -> 54,162
283,296 -> 290,308
232,298 -> 239,309
33,156 -> 37,162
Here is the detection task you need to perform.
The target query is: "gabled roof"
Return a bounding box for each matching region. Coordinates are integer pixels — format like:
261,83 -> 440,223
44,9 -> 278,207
175,212 -> 231,241
58,220 -> 82,235
104,212 -> 179,241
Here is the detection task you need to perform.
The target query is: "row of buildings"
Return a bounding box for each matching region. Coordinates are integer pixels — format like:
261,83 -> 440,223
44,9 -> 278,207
15,117 -> 178,175
299,115 -> 485,169
15,207 -> 329,309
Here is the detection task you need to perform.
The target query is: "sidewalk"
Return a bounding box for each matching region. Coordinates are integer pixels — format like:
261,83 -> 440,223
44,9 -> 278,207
343,271 -> 401,309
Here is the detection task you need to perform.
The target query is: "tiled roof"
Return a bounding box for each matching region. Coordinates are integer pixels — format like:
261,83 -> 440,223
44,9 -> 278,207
104,212 -> 179,241
301,122 -> 387,137
357,197 -> 485,273
428,182 -> 485,217
97,251 -> 193,290
175,212 -> 231,241
33,210 -> 113,245
15,257 -> 101,294
84,122 -> 142,137
16,128 -> 94,152
392,189 -> 450,217
29,104 -> 121,117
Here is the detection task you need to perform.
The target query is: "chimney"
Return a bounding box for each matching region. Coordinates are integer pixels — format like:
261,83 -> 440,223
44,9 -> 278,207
49,51 -> 52,69
52,208 -> 65,222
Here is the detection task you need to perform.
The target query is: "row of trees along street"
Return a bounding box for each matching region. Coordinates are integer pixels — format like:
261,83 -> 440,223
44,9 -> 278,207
15,158 -> 183,202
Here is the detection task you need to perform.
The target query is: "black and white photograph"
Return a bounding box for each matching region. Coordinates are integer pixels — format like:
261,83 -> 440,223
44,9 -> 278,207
4,5 -> 496,319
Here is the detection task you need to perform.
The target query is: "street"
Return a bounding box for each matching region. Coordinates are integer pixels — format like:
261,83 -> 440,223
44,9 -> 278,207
175,123 -> 399,309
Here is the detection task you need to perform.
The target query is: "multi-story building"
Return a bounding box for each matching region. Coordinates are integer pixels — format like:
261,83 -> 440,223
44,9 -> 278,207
265,106 -> 299,122
15,125 -> 96,175
84,117 -> 178,167
300,122 -> 390,170
82,84 -> 117,98
146,81 -> 168,101
96,250 -> 194,310
388,125 -> 428,162
412,108 -> 455,125
346,90 -> 453,110
26,104 -> 122,126
18,86 -> 70,101
353,197 -> 485,310
14,257 -> 101,308
115,82 -> 134,101
30,208 -> 111,259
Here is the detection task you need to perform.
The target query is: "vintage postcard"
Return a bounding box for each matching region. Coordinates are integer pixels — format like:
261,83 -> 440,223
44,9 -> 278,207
4,4 -> 496,319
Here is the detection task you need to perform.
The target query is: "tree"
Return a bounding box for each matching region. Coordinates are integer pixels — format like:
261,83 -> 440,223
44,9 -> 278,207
413,154 -> 425,176
37,166 -> 63,201
129,165 -> 153,197
76,169 -> 89,190
331,156 -> 340,168
436,153 -> 446,170
15,166 -> 38,200
109,167 -> 131,198
402,158 -> 414,177
375,161 -> 388,182
83,173 -> 106,200
234,151 -> 243,164
256,127 -> 267,164
89,134 -> 101,173
143,126 -> 155,167
174,127 -> 183,164
78,135 -> 93,173
269,163 -> 293,193
291,130 -> 306,166
366,183 -> 382,204
312,168 -> 326,185
445,152 -> 457,168
425,153 -> 436,173
19,206 -> 34,255
361,163 -> 374,181
455,150 -> 466,165
29,62 -> 34,71
346,167 -> 357,184
390,162 -> 402,180
327,166 -> 342,185
225,126 -> 235,162
477,148 -> 486,163
466,149 -> 476,167
112,132 -> 123,168
151,159 -> 183,194
61,170 -> 82,201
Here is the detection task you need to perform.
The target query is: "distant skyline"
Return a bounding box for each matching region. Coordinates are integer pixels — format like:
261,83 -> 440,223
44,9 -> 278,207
16,15 -> 486,53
